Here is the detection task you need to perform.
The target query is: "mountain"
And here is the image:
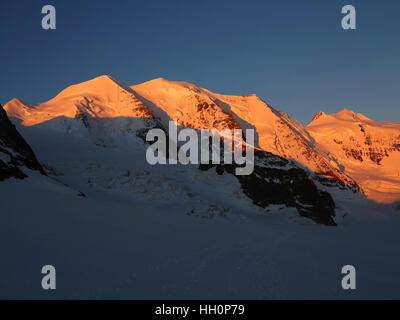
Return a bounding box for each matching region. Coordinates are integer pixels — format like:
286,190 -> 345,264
4,75 -> 399,222
5,75 -> 155,126
307,108 -> 400,204
131,78 -> 359,189
0,103 -> 45,180
3,76 -> 400,299
2,75 -> 350,225
5,76 -> 161,145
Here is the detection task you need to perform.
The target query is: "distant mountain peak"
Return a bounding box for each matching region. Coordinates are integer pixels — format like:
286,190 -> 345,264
93,74 -> 115,80
310,110 -> 327,123
332,108 -> 373,122
337,107 -> 355,114
308,108 -> 371,125
152,77 -> 168,81
336,108 -> 357,118
307,106 -> 400,204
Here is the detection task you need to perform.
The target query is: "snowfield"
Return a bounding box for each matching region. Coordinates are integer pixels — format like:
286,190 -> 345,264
1,170 -> 400,299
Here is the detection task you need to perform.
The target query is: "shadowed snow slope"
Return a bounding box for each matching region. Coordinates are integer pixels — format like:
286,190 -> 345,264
1,169 -> 400,299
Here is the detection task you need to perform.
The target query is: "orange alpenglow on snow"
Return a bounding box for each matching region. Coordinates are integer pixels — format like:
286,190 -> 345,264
5,75 -> 153,127
4,75 -> 400,204
307,108 -> 400,204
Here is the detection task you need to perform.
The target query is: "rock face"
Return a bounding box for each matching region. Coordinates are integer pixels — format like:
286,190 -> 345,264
200,150 -> 336,226
0,104 -> 45,181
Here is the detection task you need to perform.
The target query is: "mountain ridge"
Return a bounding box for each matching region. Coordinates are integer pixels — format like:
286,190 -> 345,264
4,75 -> 399,204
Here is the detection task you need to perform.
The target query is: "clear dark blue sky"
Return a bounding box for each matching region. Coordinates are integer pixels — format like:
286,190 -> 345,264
1,0 -> 399,124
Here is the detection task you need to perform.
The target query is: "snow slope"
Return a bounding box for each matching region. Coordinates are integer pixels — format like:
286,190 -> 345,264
1,168 -> 399,299
307,109 -> 400,203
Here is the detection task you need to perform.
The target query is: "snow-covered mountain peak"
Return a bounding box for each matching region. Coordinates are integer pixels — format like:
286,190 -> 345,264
133,77 -> 205,97
4,76 -> 154,126
309,110 -> 326,124
336,107 -> 356,115
332,108 -> 370,122
307,109 -> 400,203
51,74 -> 125,101
309,109 -> 374,127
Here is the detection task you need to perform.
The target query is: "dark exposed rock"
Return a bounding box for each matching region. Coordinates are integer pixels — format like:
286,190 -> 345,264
0,104 -> 45,181
200,150 -> 337,226
333,139 -> 343,145
364,135 -> 372,146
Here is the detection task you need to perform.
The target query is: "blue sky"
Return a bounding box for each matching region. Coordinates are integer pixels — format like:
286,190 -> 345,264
1,0 -> 399,124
